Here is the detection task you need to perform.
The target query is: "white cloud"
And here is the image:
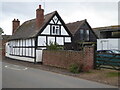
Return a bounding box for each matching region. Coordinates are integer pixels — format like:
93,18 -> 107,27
0,1 -> 118,35
1,0 -> 119,2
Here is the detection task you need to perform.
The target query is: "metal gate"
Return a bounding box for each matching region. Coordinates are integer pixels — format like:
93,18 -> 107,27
95,52 -> 120,70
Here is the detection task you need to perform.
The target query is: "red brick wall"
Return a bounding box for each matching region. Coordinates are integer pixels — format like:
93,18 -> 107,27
82,47 -> 94,71
0,38 -> 9,59
0,39 -> 2,60
43,46 -> 94,71
2,39 -> 7,57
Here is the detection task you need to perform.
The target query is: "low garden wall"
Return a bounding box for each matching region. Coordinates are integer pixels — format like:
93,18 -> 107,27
43,46 -> 95,71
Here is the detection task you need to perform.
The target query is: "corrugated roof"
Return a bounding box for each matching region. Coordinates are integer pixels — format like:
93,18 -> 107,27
9,11 -> 56,40
66,20 -> 85,35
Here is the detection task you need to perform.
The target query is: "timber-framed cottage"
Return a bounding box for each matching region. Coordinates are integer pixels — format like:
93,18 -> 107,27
6,5 -> 72,63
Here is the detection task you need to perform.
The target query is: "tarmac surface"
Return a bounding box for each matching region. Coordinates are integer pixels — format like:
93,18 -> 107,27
2,61 -> 117,88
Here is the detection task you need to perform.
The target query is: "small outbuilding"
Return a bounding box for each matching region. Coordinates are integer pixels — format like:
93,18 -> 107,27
66,20 -> 98,50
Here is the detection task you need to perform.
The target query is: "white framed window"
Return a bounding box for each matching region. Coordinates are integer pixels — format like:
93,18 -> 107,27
20,40 -> 22,46
86,30 -> 90,41
51,25 -> 60,35
38,36 -> 46,46
65,37 -> 71,43
80,29 -> 84,40
23,40 -> 25,46
48,37 -> 55,45
56,37 -> 64,45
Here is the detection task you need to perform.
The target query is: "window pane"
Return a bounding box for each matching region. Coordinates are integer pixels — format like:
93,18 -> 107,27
65,37 -> 71,42
80,29 -> 84,40
38,36 -> 46,46
52,25 -> 60,35
56,37 -> 64,45
86,30 -> 89,41
53,26 -> 55,33
80,29 -> 84,34
48,37 -> 55,45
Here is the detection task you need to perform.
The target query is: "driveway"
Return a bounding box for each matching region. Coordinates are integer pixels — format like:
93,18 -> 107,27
2,61 -> 117,88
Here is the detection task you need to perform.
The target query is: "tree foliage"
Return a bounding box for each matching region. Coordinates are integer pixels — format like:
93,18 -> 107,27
0,27 -> 4,35
46,41 -> 63,50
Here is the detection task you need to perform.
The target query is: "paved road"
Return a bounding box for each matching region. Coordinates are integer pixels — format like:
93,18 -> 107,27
2,62 -> 117,88
0,61 -> 2,90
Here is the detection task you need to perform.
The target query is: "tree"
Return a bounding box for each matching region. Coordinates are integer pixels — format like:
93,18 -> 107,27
0,27 -> 4,35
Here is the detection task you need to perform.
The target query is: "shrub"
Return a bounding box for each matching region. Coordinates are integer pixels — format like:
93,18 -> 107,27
69,64 -> 83,73
46,41 -> 63,50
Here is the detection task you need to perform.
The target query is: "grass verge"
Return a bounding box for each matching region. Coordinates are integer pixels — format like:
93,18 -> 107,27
106,72 -> 120,77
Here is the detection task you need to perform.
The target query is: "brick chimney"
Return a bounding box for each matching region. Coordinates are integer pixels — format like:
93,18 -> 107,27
12,19 -> 20,34
36,5 -> 44,29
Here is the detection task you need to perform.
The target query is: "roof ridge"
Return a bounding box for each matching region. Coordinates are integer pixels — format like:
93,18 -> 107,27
9,10 -> 57,40
66,19 -> 85,25
66,19 -> 86,35
44,11 -> 56,16
20,11 -> 57,25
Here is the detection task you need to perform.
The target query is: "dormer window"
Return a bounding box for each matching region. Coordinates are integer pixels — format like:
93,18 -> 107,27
52,25 -> 60,35
80,29 -> 90,41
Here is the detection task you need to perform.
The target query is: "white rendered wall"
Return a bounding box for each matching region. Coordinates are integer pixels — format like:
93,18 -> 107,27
5,38 -> 36,62
41,26 -> 50,35
5,42 -> 10,56
36,50 -> 43,62
97,39 -> 120,50
6,53 -> 36,62
61,26 -> 69,36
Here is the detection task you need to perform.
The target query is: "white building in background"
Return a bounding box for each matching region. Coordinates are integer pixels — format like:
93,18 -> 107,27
97,38 -> 120,50
6,5 -> 72,63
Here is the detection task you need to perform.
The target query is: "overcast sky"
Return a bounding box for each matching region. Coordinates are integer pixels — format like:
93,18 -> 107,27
0,0 -> 119,35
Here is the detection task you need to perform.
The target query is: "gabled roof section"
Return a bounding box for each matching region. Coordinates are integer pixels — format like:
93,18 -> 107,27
9,11 -> 56,40
66,20 -> 86,35
66,19 -> 98,39
37,11 -> 72,37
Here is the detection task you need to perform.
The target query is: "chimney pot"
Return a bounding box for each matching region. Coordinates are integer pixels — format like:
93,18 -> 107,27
17,19 -> 19,21
39,5 -> 41,9
12,18 -> 20,34
13,18 -> 16,21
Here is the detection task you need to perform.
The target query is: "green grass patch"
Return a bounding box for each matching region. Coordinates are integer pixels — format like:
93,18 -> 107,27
69,64 -> 83,74
106,72 -> 120,77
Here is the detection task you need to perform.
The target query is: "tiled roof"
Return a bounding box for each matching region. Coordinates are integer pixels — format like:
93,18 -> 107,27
9,11 -> 56,40
66,20 -> 85,35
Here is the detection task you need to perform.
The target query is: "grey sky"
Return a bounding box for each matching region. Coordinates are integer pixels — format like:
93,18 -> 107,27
0,0 -> 119,35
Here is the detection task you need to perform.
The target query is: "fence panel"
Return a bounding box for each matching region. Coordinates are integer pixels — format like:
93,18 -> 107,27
96,53 -> 120,70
